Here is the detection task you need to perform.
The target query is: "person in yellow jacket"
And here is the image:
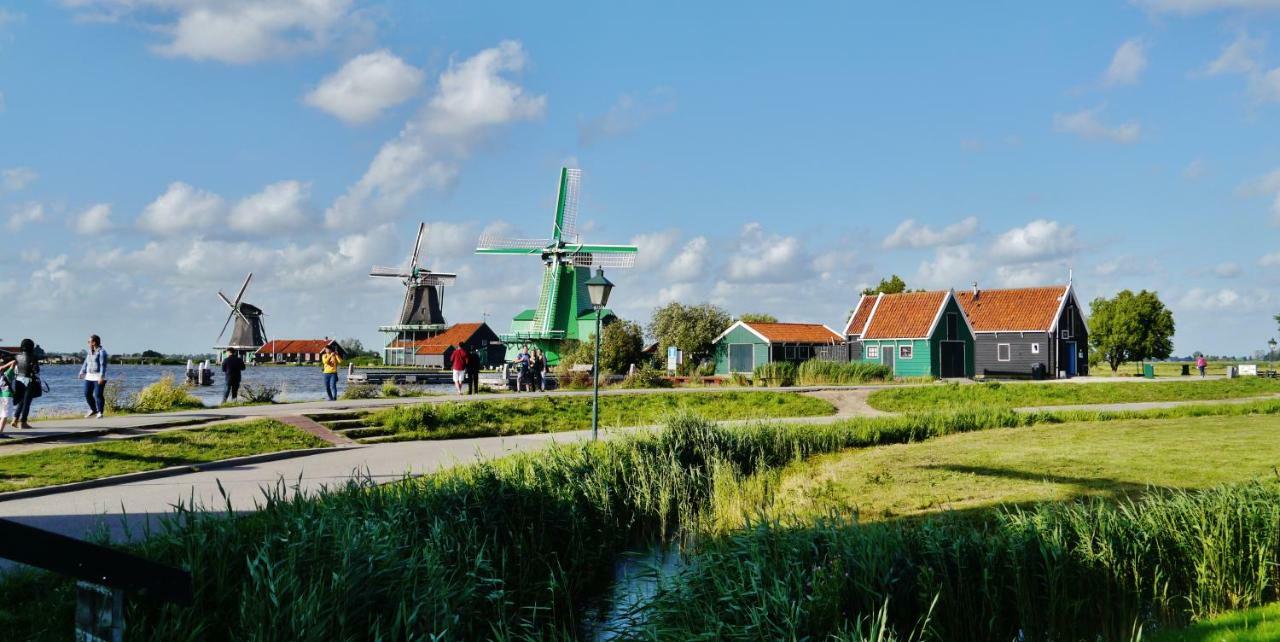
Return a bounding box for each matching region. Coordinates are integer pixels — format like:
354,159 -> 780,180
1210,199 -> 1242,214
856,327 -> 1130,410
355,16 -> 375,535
321,343 -> 343,401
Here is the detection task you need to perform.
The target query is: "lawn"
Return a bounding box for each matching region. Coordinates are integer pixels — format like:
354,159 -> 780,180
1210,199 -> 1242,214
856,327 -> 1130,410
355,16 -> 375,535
0,420 -> 328,492
358,390 -> 837,441
1147,603 -> 1280,642
769,413 -> 1280,523
867,377 -> 1280,412
1093,361 -> 1280,378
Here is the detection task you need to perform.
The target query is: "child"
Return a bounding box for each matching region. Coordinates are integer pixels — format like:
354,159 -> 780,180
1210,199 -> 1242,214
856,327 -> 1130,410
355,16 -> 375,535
0,356 -> 15,436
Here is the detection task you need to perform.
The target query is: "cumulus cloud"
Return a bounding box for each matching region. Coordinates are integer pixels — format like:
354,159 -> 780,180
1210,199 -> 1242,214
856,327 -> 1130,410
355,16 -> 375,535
325,40 -> 546,229
305,50 -> 424,124
915,244 -> 978,289
630,229 -> 681,270
1179,287 -> 1242,310
1239,168 -> 1280,223
578,87 -> 676,146
1094,255 -> 1160,277
229,180 -> 310,234
991,219 -> 1080,263
1052,106 -> 1141,144
137,182 -> 225,235
2,167 -> 37,192
723,223 -> 808,283
1136,0 -> 1280,14
1103,38 -> 1148,86
7,202 -> 44,231
75,203 -> 113,234
64,0 -> 371,64
882,216 -> 978,249
666,236 -> 709,282
1201,33 -> 1264,76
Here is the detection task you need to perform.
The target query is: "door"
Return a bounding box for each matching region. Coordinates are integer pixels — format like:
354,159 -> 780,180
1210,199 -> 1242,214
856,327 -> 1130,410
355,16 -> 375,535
1066,341 -> 1078,377
728,344 -> 755,374
940,342 -> 966,378
881,347 -> 895,375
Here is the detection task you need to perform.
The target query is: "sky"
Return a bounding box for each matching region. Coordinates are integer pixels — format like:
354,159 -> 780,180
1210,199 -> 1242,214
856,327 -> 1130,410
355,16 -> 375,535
2,1 -> 1280,356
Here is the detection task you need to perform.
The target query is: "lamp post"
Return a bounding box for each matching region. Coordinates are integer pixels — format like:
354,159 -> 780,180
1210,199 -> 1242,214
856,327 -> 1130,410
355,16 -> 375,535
585,268 -> 615,441
1269,338 -> 1277,362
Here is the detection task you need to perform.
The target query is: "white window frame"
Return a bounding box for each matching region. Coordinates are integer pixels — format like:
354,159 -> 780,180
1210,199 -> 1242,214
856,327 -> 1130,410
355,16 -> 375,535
997,343 -> 1011,362
1060,328 -> 1071,339
899,345 -> 913,360
1031,343 -> 1040,355
866,345 -> 880,359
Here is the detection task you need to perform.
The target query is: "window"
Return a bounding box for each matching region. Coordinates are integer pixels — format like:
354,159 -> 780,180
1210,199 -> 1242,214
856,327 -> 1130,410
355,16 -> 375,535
866,345 -> 880,359
1061,328 -> 1072,339
899,345 -> 913,359
785,345 -> 796,360
997,343 -> 1011,362
1031,343 -> 1041,355
946,313 -> 959,341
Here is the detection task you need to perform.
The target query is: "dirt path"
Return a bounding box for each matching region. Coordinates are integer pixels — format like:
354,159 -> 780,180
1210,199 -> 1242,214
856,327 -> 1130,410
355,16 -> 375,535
802,389 -> 891,418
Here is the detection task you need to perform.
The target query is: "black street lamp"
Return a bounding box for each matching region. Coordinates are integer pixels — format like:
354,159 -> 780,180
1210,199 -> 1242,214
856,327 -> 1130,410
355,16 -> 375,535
585,268 -> 615,441
1269,338 -> 1277,362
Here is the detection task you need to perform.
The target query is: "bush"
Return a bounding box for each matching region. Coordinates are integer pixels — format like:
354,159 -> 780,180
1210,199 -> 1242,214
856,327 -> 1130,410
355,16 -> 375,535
730,373 -> 751,387
126,375 -> 204,413
557,369 -> 593,390
239,383 -> 281,404
103,379 -> 132,413
617,364 -> 673,389
795,359 -> 891,385
753,361 -> 797,387
380,382 -> 403,397
340,383 -> 378,399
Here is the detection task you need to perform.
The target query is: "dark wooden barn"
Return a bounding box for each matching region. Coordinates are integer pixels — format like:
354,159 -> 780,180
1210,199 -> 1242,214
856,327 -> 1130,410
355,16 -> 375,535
954,283 -> 1089,379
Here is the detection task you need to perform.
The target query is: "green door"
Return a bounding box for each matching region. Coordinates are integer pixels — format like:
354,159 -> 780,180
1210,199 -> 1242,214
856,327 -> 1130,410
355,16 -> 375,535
729,344 -> 755,373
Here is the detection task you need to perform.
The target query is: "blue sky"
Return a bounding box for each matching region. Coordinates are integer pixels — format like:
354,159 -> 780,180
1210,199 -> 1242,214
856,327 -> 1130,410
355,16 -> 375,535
2,0 -> 1280,355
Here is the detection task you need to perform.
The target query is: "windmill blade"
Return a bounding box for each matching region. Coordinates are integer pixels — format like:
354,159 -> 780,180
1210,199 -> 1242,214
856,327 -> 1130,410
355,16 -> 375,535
218,291 -> 235,309
216,307 -> 236,343
476,234 -> 552,252
569,252 -> 637,269
417,273 -> 457,287
370,266 -> 411,278
566,243 -> 638,254
557,168 -> 582,242
231,273 -> 253,309
408,222 -> 426,271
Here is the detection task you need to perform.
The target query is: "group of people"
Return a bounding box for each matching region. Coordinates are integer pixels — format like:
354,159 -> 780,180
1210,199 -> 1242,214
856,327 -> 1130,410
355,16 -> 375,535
219,343 -> 345,404
513,347 -> 548,392
0,338 -> 47,435
449,342 -> 483,395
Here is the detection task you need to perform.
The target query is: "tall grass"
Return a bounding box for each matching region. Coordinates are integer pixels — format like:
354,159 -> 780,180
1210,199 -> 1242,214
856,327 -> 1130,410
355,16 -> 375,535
118,374 -> 204,413
796,359 -> 892,385
868,377 -> 1280,412
753,361 -> 796,386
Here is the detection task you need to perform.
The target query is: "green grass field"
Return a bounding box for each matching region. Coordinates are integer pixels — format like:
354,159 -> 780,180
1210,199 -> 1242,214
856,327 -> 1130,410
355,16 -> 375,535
0,420 -> 327,492
358,390 -> 837,441
1094,361 -> 1280,378
1147,603 -> 1280,642
867,377 -> 1280,412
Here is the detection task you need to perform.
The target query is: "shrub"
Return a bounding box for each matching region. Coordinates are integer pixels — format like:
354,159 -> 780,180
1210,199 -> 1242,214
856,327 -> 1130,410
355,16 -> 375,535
753,361 -> 797,387
239,383 -> 281,404
795,359 -> 891,385
557,369 -> 593,390
730,373 -> 751,387
103,379 -> 132,413
617,364 -> 673,389
130,375 -> 204,413
380,382 -> 403,397
340,383 -> 378,399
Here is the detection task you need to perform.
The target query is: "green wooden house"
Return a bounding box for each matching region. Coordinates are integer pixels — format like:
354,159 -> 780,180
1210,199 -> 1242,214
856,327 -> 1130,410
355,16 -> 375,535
713,321 -> 843,375
844,290 -> 975,378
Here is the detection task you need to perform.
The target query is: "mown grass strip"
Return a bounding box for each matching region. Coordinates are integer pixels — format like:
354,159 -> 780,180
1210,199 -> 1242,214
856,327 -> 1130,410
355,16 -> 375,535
1146,602 -> 1280,642
0,420 -> 328,492
866,377 -> 1280,412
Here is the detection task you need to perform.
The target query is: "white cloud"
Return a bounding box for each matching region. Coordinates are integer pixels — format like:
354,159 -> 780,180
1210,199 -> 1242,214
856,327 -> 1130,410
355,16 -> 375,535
1103,38 -> 1149,86
2,167 -> 37,191
1183,158 -> 1206,180
1094,255 -> 1160,277
229,180 -> 309,233
1201,33 -> 1264,76
882,216 -> 978,249
325,40 -> 546,229
1052,106 -> 1141,144
995,264 -> 1060,288
578,87 -> 676,146
1239,168 -> 1280,223
1179,287 -> 1242,310
1259,251 -> 1280,267
420,221 -> 478,260
1136,0 -> 1280,14
667,236 -> 709,282
991,219 -> 1080,263
65,0 -> 370,64
630,229 -> 681,270
916,244 -> 978,289
137,182 -> 225,235
723,223 -> 808,283
0,91 -> 6,114
1250,67 -> 1280,102
75,203 -> 113,234
7,202 -> 44,231
1213,261 -> 1243,278
305,50 -> 424,124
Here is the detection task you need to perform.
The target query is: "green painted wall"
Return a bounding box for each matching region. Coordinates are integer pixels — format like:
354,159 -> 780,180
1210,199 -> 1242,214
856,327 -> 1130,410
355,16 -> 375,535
857,339 -> 933,377
714,325 -> 769,374
927,297 -> 975,378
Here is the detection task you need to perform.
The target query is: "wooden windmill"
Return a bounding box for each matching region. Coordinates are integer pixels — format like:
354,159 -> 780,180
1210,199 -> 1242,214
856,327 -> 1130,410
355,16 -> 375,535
370,222 -> 458,365
214,273 -> 268,355
476,168 -> 638,363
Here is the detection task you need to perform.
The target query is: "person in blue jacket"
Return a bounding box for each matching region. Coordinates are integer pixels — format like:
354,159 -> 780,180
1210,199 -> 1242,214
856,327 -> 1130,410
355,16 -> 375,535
79,334 -> 109,418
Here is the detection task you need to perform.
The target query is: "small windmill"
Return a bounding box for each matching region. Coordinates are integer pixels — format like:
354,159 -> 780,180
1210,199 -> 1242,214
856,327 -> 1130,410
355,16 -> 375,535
476,168 -> 638,363
214,273 -> 268,353
370,222 -> 458,365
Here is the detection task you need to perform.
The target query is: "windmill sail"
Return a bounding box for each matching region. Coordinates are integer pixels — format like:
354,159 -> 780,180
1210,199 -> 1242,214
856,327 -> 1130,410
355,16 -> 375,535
370,222 -> 456,328
215,273 -> 268,351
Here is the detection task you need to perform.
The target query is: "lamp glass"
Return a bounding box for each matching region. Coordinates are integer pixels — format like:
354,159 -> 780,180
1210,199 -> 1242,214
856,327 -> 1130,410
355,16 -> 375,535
586,268 -> 614,309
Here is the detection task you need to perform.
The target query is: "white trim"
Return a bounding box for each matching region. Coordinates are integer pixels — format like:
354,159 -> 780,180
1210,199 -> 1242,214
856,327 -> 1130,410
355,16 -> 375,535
997,343 -> 1011,362
924,290 -> 977,340
866,345 -> 880,359
843,294 -> 866,336
712,320 -> 770,345
860,293 -> 885,337
1031,342 -> 1041,355
1049,283 -> 1090,335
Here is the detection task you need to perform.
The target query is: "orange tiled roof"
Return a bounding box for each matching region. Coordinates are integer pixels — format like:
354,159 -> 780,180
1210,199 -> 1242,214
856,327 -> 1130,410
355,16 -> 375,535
743,322 -> 842,344
954,286 -> 1066,332
414,322 -> 487,356
257,339 -> 334,355
845,296 -> 876,336
861,291 -> 948,339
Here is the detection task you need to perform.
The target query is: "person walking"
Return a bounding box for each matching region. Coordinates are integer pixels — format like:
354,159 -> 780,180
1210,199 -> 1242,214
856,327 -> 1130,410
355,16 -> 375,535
466,346 -> 482,395
13,339 -> 41,430
450,342 -> 469,395
1196,354 -> 1207,378
320,344 -> 342,401
516,347 -> 531,392
532,349 -> 546,392
79,334 -> 109,418
221,350 -> 245,403
0,355 -> 15,436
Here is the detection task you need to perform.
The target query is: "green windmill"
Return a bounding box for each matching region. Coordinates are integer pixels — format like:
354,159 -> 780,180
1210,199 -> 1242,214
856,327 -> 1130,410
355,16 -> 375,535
476,168 -> 638,364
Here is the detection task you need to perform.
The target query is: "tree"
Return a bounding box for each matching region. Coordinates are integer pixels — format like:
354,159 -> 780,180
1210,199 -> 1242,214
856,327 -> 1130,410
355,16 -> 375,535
1089,290 -> 1176,373
600,319 -> 645,373
648,302 -> 732,374
738,313 -> 778,324
862,275 -> 909,296
338,337 -> 366,356
141,349 -> 164,359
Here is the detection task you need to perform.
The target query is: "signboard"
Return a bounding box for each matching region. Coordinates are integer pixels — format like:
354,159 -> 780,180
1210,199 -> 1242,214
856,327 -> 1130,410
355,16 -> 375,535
666,346 -> 680,373
1240,364 -> 1258,376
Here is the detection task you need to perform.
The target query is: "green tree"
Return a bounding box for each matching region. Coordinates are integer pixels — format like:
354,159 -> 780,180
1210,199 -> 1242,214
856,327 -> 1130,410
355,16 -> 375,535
1089,290 -> 1176,373
738,313 -> 778,324
861,275 -> 909,296
648,302 -> 732,374
338,337 -> 366,356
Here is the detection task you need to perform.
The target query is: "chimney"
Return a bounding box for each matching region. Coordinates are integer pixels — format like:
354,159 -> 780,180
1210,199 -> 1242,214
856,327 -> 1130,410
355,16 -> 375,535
972,281 -> 980,300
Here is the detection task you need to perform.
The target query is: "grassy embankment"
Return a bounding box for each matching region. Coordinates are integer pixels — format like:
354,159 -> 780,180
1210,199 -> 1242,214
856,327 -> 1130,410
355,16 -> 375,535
7,401 -> 1280,639
348,390 -> 838,441
1146,603 -> 1280,642
867,377 -> 1280,412
0,420 -> 327,492
1093,360 -> 1280,378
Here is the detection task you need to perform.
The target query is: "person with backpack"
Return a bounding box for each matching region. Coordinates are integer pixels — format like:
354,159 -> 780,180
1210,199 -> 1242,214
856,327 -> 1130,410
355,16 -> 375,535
13,339 -> 42,429
320,343 -> 342,401
79,334 -> 109,418
221,350 -> 246,403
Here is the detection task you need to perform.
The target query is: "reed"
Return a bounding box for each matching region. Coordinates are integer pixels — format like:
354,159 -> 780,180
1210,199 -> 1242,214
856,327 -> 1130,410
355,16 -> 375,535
796,359 -> 892,385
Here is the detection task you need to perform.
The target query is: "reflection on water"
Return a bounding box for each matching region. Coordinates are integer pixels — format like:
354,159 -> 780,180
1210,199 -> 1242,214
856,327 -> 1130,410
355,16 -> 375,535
582,542 -> 687,641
